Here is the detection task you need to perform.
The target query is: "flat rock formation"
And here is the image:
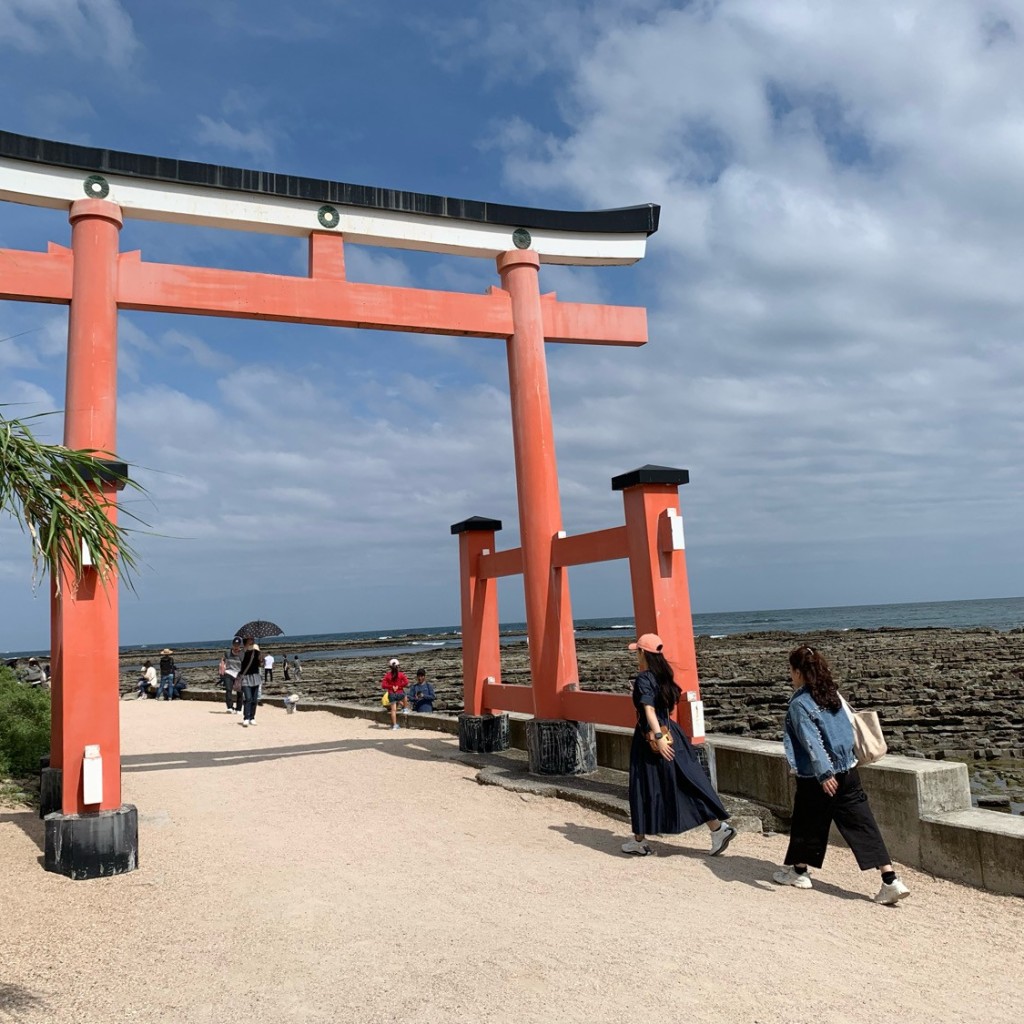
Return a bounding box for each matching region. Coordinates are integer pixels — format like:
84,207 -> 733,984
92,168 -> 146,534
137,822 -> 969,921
121,627 -> 1024,761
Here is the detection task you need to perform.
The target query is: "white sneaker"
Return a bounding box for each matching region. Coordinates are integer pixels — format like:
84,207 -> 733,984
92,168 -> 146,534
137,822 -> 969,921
773,866 -> 813,889
621,838 -> 652,856
391,724 -> 401,731
874,878 -> 910,905
225,708 -> 234,714
248,720 -> 256,726
241,719 -> 249,727
709,823 -> 736,856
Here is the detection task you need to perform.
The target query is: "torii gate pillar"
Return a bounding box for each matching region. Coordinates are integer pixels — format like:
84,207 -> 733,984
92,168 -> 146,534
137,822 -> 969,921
41,199 -> 138,880
499,250 -> 596,774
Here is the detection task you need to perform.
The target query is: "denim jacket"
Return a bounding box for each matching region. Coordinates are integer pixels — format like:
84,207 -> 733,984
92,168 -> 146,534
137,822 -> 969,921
783,686 -> 856,782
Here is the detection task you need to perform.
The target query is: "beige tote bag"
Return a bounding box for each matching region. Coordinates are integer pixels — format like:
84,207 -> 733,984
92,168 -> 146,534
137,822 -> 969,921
841,697 -> 888,766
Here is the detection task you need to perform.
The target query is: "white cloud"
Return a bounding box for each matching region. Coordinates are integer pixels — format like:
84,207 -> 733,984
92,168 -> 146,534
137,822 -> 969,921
195,115 -> 276,162
454,0 -> 1024,610
0,0 -> 139,67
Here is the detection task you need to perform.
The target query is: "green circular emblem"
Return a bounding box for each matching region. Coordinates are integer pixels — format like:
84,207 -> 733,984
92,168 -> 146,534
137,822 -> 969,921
83,175 -> 109,199
317,205 -> 340,229
512,228 -> 532,249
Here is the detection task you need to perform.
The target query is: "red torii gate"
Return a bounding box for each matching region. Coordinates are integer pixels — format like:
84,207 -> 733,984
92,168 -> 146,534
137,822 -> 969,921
0,131 -> 700,878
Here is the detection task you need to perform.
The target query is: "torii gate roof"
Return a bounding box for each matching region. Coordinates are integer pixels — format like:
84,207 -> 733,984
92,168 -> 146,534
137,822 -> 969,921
0,131 -> 659,266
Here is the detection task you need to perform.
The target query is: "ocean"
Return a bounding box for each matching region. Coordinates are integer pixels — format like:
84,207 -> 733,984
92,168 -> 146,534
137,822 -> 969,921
6,595 -> 1023,662
125,594 -> 1024,664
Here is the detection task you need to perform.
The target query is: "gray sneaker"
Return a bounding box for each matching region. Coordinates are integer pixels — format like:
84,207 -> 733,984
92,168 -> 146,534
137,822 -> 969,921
709,823 -> 736,856
621,838 -> 652,856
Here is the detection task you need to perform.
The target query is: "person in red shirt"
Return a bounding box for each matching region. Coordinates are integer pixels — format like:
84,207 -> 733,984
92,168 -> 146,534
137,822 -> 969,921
380,658 -> 409,730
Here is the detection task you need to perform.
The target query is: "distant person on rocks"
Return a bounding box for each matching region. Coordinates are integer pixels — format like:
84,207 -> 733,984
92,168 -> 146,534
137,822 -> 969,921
237,636 -> 262,727
171,668 -> 187,699
292,656 -> 302,681
408,668 -> 435,713
136,660 -> 157,698
158,649 -> 176,701
621,633 -> 736,858
772,644 -> 910,906
23,658 -> 44,687
282,655 -> 291,683
381,659 -> 409,730
263,651 -> 274,684
221,637 -> 243,714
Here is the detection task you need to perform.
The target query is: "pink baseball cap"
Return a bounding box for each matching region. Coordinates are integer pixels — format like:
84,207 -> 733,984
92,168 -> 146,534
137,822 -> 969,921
628,633 -> 664,654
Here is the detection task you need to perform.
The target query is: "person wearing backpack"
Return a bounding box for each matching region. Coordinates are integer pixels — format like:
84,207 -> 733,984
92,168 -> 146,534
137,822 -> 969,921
773,644 -> 910,905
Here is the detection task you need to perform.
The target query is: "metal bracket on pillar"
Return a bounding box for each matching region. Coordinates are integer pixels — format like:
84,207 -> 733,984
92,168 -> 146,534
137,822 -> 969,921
76,458 -> 130,491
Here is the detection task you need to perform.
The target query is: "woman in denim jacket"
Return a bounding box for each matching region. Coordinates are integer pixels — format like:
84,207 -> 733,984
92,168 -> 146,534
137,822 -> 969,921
774,645 -> 910,905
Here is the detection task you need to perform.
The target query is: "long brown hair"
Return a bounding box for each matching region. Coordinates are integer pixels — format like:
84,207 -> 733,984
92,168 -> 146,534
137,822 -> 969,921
643,650 -> 682,711
788,645 -> 841,711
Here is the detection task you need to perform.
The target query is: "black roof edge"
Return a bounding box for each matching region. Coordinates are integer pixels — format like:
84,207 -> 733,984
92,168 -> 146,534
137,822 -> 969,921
0,131 -> 660,237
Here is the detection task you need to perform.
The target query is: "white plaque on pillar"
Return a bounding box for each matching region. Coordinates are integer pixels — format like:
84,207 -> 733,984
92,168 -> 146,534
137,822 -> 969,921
82,744 -> 103,805
689,699 -> 705,740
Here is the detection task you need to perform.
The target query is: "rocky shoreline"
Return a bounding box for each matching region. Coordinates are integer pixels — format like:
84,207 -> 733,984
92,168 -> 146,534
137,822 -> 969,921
120,625 -> 1024,763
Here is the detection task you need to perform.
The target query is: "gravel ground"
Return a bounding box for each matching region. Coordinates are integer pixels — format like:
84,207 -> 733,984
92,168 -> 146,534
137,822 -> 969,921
1,700 -> 1023,1024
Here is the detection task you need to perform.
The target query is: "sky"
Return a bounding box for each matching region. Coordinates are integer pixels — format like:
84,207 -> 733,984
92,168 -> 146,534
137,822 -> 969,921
1,0 -> 1023,650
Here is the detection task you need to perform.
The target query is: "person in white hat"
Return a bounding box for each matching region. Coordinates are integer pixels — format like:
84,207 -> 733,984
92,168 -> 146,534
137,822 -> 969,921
621,632 -> 736,857
380,658 -> 410,730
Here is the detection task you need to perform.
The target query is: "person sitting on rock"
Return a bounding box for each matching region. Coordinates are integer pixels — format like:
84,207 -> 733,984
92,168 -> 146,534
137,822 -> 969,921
136,660 -> 157,698
408,668 -> 435,713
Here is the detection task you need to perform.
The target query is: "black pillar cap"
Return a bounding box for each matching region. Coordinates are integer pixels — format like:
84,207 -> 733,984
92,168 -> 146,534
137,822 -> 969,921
451,515 -> 503,535
78,459 -> 130,490
611,465 -> 690,491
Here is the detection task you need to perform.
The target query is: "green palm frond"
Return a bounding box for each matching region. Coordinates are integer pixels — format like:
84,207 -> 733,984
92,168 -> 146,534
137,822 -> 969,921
0,408 -> 147,593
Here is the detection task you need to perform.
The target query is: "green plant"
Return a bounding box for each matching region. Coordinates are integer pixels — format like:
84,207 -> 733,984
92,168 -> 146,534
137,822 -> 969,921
0,667 -> 51,778
1,407 -> 146,591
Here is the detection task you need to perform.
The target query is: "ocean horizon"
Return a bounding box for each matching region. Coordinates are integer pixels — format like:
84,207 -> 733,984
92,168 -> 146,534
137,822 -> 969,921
5,595 -> 1023,663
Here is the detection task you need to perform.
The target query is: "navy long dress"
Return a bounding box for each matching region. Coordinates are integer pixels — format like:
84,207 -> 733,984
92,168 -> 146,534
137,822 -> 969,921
628,670 -> 730,836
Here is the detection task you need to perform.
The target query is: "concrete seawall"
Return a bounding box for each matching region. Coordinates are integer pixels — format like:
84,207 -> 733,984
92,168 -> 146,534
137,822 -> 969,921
178,688 -> 1024,896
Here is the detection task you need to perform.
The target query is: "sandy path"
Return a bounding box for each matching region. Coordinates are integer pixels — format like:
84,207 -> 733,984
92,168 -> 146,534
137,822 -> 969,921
1,701 -> 1022,1024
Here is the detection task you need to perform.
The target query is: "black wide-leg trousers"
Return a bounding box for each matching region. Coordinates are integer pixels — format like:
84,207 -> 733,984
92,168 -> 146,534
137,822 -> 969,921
784,768 -> 891,870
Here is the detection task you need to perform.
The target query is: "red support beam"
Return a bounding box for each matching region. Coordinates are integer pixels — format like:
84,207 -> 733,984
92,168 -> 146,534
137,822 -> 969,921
560,690 -> 636,730
0,243 -> 648,345
477,547 -> 524,579
551,526 -> 628,567
483,682 -> 535,716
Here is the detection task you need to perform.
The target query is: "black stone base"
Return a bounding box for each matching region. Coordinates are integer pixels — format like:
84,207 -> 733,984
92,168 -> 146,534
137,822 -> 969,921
44,805 -> 139,880
39,765 -> 63,819
458,713 -> 510,753
526,719 -> 597,775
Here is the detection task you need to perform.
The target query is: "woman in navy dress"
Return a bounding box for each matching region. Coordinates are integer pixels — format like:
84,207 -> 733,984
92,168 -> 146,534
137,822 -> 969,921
622,633 -> 736,857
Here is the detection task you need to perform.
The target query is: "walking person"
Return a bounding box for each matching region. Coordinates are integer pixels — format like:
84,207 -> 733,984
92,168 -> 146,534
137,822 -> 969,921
158,649 -> 176,701
380,659 -> 409,730
283,656 -> 291,683
237,636 -> 262,727
263,651 -> 274,684
622,634 -> 736,857
773,645 -> 910,905
221,637 -> 243,714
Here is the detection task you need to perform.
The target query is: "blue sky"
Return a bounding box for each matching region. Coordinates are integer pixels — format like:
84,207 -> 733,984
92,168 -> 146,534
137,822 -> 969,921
2,0 -> 1023,649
